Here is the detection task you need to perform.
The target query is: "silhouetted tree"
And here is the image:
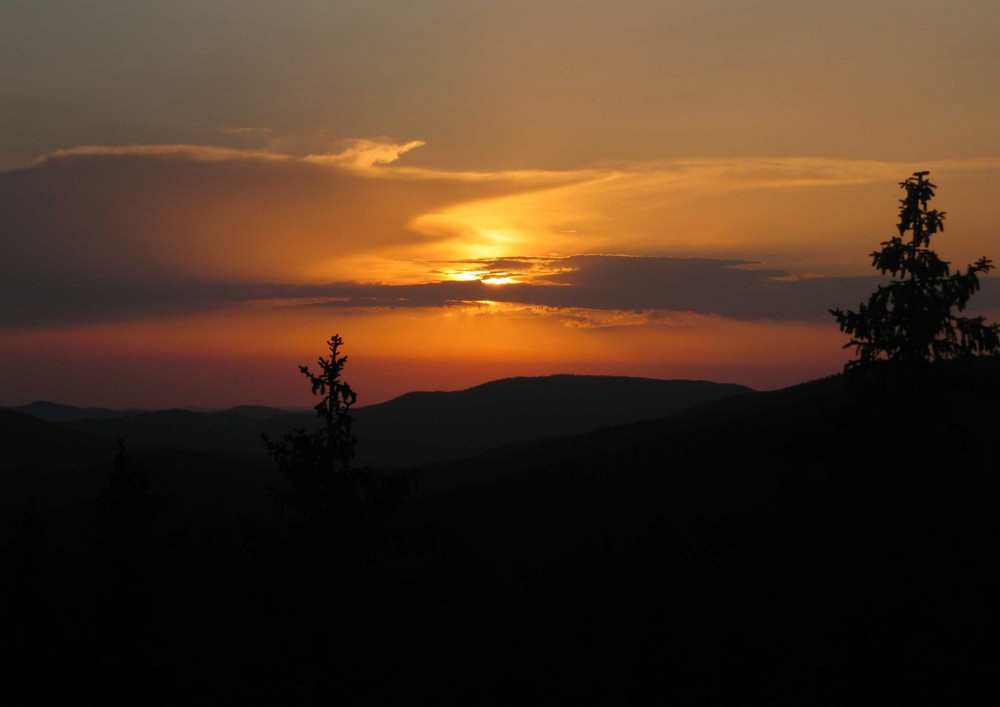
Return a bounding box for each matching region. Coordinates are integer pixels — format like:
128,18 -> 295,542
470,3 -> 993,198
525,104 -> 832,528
98,438 -> 155,535
92,438 -> 160,702
4,494 -> 48,621
264,334 -> 374,529
831,171 -> 1000,371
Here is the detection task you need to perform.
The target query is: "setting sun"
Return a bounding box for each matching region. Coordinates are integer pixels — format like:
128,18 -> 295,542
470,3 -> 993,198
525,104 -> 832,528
481,275 -> 517,285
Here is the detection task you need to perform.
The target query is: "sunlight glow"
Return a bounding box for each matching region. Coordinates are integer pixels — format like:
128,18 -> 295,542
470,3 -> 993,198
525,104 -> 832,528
448,269 -> 489,282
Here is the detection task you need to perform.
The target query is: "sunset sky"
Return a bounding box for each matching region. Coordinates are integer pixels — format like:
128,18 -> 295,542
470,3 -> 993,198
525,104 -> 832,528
2,1 -> 999,408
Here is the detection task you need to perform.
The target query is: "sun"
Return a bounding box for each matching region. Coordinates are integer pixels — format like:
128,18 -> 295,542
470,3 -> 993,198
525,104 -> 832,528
450,270 -> 487,281
442,265 -> 519,285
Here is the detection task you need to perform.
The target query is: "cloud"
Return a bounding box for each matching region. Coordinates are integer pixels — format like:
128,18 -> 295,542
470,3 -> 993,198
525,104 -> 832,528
31,144 -> 292,165
268,253 -> 1000,325
4,144 -> 999,328
0,141 -> 576,325
283,255 -> 894,323
303,138 -> 427,168
0,278 -> 258,327
0,246 -> 946,327
405,156 -> 1000,272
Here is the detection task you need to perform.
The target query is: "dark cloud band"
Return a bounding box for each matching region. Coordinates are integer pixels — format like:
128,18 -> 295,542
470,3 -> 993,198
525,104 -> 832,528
287,256 -> 919,322
4,251 -> 998,327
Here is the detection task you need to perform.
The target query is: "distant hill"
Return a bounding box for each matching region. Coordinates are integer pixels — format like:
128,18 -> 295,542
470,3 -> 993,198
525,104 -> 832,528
379,361 -> 1000,703
213,404 -> 301,419
11,401 -> 296,422
22,375 -> 751,469
49,408 -> 319,467
0,408 -> 114,472
10,400 -> 149,421
351,374 -> 753,467
410,358 -> 1000,506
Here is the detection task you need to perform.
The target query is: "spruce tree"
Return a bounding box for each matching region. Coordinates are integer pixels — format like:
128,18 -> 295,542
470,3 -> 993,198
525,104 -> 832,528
831,171 -> 1000,371
264,334 -> 369,528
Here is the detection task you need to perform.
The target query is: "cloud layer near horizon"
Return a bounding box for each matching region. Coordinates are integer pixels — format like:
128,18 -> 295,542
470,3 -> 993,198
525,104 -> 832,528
4,143 -> 1000,328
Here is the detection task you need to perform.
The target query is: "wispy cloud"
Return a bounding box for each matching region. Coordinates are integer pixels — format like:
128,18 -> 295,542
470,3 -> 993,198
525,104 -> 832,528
303,138 -> 427,169
31,143 -> 294,165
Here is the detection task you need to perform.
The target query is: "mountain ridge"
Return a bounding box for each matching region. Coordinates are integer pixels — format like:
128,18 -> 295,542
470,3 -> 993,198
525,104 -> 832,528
4,374 -> 754,470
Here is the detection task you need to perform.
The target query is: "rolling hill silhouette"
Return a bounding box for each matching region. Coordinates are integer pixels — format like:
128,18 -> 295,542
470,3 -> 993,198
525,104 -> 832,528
0,408 -> 113,471
351,374 -> 752,467
11,401 -> 150,422
380,359 -> 1000,702
3,362 -> 998,703
9,374 -> 752,470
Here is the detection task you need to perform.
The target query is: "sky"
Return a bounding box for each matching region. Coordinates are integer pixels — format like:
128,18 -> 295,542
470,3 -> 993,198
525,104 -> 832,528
2,1 -> 999,408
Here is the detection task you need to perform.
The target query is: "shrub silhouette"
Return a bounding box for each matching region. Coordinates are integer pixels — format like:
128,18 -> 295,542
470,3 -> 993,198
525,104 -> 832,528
831,171 -> 1000,371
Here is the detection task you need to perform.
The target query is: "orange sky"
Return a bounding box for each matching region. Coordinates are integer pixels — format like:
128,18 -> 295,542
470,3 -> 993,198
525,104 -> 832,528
2,2 -> 999,407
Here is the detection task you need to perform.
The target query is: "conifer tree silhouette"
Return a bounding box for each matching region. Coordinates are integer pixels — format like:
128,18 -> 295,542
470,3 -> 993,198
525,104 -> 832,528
831,171 -> 1000,371
264,334 -> 372,528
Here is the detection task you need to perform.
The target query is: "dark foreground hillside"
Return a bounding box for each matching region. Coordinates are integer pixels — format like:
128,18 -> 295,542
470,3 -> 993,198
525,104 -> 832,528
2,361 -> 999,704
